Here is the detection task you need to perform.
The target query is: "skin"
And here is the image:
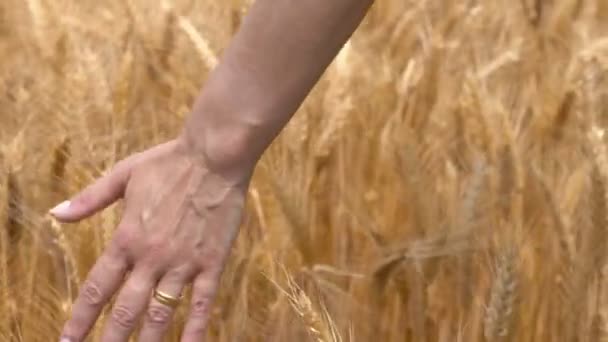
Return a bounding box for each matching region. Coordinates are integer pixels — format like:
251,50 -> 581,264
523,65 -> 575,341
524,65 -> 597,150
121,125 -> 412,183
51,0 -> 374,341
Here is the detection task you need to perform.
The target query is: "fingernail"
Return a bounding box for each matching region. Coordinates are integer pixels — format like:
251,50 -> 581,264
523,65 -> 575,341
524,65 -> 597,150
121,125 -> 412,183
59,338 -> 73,342
50,200 -> 71,217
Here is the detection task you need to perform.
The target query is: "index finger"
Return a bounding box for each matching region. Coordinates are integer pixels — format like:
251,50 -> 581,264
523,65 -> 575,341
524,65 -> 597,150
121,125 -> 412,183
60,247 -> 128,342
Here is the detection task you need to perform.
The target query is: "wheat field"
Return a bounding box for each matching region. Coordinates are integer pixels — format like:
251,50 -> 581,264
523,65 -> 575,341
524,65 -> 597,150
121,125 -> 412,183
1,0 -> 608,341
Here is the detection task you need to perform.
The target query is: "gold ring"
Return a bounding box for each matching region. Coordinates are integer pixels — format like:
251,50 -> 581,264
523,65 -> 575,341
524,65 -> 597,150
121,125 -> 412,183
153,289 -> 182,308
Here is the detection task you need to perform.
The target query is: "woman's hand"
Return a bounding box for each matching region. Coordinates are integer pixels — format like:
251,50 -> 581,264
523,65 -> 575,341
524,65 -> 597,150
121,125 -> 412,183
47,0 -> 373,339
51,137 -> 250,342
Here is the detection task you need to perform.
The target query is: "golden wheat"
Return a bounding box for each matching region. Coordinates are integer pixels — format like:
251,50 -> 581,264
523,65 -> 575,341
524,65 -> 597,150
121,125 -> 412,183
1,0 -> 608,341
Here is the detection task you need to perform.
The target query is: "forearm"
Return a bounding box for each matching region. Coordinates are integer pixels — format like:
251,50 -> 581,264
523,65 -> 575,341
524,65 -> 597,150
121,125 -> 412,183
183,0 -> 374,180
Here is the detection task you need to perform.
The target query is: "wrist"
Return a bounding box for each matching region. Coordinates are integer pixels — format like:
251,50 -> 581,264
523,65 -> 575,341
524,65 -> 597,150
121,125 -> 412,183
179,104 -> 261,186
181,51 -> 288,183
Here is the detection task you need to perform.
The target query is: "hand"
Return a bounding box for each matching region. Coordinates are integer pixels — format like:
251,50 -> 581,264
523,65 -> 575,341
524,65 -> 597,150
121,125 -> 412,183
51,138 -> 250,342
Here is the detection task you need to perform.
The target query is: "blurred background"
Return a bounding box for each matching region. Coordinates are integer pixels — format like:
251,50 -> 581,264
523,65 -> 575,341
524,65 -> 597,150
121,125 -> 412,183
1,0 -> 608,341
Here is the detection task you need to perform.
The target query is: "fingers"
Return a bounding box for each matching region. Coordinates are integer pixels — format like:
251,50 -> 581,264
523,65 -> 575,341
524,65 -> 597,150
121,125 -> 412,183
50,159 -> 133,223
180,274 -> 219,342
100,267 -> 156,342
60,247 -> 128,342
137,271 -> 189,342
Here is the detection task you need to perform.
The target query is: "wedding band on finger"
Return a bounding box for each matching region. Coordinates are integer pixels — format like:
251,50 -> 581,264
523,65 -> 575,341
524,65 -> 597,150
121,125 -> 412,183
153,289 -> 183,308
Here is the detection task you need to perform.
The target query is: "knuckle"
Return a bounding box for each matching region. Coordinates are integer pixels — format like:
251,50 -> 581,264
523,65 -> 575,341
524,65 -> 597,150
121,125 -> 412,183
195,247 -> 224,272
110,160 -> 131,186
202,247 -> 222,263
146,236 -> 168,254
111,305 -> 138,329
81,280 -> 104,306
146,304 -> 172,326
113,228 -> 138,252
143,242 -> 172,265
202,259 -> 225,278
190,297 -> 212,318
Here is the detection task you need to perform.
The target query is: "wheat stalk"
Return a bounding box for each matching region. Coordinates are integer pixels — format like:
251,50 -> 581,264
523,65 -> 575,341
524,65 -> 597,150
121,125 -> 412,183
484,247 -> 517,341
175,13 -> 218,70
0,156 -> 12,338
6,170 -> 23,245
270,268 -> 341,342
48,217 -> 80,301
50,137 -> 70,201
266,164 -> 313,264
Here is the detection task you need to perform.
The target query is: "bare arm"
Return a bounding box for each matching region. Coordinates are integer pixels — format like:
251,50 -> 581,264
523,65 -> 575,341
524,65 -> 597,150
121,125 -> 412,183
184,0 -> 375,180
55,2 -> 373,342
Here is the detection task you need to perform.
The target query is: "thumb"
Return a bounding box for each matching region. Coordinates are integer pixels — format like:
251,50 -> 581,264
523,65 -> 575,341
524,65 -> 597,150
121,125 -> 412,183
49,159 -> 132,223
